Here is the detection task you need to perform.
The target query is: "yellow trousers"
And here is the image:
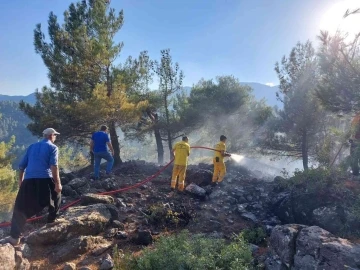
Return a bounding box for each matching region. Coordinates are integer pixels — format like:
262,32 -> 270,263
212,160 -> 226,183
171,165 -> 187,191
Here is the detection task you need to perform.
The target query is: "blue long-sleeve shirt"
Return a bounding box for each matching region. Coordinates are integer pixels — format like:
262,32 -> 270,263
19,139 -> 58,179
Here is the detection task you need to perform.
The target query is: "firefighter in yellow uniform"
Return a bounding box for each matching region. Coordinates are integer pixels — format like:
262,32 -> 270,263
212,135 -> 231,186
171,136 -> 190,192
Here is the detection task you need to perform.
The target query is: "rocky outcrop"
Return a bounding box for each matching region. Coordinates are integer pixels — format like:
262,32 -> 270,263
268,224 -> 360,270
269,186 -> 358,236
26,204 -> 115,245
50,236 -> 111,264
0,244 -> 16,270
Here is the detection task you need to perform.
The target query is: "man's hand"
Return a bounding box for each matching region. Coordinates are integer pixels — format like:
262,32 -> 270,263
18,180 -> 22,188
55,183 -> 62,193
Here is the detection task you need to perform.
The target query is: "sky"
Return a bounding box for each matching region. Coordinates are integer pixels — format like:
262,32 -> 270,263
0,0 -> 358,96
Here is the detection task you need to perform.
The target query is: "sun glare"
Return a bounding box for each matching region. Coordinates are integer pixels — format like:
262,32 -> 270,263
320,0 -> 360,36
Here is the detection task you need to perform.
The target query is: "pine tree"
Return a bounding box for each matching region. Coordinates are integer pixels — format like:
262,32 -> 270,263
20,0 -> 140,164
262,41 -> 325,170
0,136 -> 17,220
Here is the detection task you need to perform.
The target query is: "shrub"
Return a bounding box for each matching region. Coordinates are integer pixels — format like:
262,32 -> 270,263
114,230 -> 253,270
241,227 -> 266,245
276,167 -> 346,194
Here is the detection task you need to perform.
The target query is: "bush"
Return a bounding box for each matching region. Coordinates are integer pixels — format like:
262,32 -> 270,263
144,203 -> 193,228
114,231 -> 253,270
241,227 -> 266,245
276,167 -> 346,193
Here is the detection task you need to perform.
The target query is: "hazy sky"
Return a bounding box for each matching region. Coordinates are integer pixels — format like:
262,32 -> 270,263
0,0 -> 357,96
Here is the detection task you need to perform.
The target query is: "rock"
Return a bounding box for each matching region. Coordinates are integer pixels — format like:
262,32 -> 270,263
101,179 -> 117,191
62,185 -> 77,197
63,262 -> 76,270
68,177 -> 88,189
294,226 -> 360,270
50,236 -> 110,264
264,256 -> 288,270
19,243 -> 31,259
78,267 -> 91,270
81,193 -> 115,206
209,189 -> 227,200
0,244 -> 16,270
111,220 -> 125,229
237,203 -> 249,213
241,212 -> 258,223
30,262 -> 41,270
60,171 -> 76,185
105,228 -> 118,238
106,204 -> 119,222
91,242 -> 113,256
100,254 -> 114,270
15,250 -> 30,270
27,204 -> 113,245
270,224 -> 306,268
312,206 -> 344,234
135,230 -> 153,245
116,231 -> 128,239
250,244 -> 259,253
186,169 -> 213,186
185,183 -> 206,199
269,225 -> 360,270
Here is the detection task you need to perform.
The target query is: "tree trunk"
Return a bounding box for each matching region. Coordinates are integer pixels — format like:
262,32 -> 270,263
302,130 -> 309,170
154,126 -> 164,164
164,94 -> 174,159
109,121 -> 122,165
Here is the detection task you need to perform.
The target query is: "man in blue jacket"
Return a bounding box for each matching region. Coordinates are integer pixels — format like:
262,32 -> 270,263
90,125 -> 114,180
0,128 -> 62,246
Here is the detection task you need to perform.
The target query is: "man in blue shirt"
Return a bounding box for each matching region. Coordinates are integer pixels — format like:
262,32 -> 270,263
0,128 -> 62,246
90,125 -> 114,180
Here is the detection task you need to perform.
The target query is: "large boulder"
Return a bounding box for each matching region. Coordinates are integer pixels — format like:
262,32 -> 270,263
50,236 -> 111,264
186,169 -> 213,186
81,193 -> 115,206
26,204 -> 114,245
294,226 -> 360,270
0,244 -> 16,270
269,224 -> 306,268
269,225 -> 360,270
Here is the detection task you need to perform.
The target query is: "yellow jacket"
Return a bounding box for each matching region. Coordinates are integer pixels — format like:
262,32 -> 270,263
213,141 -> 226,162
173,141 -> 190,166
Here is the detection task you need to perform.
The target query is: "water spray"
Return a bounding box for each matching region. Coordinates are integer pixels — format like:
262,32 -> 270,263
230,153 -> 245,163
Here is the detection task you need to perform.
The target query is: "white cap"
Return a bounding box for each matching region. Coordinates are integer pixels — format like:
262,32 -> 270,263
43,128 -> 60,136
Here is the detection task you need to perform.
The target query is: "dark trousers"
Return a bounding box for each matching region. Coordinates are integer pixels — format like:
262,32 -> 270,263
10,178 -> 61,239
351,142 -> 360,176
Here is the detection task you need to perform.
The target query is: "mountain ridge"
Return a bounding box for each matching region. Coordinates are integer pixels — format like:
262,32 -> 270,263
0,82 -> 280,107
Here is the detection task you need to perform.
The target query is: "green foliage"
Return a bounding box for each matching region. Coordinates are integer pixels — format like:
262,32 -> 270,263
277,167 -> 346,194
114,231 -> 253,270
58,145 -> 89,171
181,76 -> 251,130
0,136 -> 17,220
241,227 -> 266,245
317,31 -> 360,113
